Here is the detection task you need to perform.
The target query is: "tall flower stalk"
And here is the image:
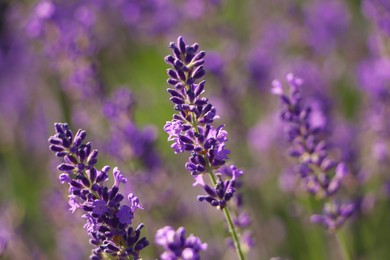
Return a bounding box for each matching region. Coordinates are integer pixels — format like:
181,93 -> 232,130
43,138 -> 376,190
163,36 -> 247,260
48,123 -> 149,260
272,74 -> 354,259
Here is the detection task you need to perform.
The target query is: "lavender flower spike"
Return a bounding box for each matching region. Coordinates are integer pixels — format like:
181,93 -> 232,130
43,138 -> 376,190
49,123 -> 149,259
164,36 -> 239,207
164,36 -> 247,259
155,226 -> 207,260
310,202 -> 354,232
272,74 -> 354,232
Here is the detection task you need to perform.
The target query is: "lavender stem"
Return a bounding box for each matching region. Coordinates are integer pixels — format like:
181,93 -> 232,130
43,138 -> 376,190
336,230 -> 351,260
163,36 -> 248,259
207,170 -> 245,260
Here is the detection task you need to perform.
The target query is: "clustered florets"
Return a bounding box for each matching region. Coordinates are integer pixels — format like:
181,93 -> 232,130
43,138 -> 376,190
103,88 -> 161,171
272,74 -> 354,231
49,123 -> 149,259
163,36 -> 242,209
155,226 -> 207,260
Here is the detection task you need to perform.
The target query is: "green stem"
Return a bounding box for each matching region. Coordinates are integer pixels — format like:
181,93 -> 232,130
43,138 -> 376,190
184,73 -> 245,258
207,171 -> 245,260
223,206 -> 246,260
336,229 -> 351,260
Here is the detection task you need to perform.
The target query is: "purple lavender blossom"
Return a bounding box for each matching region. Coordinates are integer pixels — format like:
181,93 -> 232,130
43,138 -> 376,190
272,74 -> 345,198
357,57 -> 390,163
0,221 -> 11,256
246,20 -> 291,92
248,113 -> 283,153
48,123 -> 149,259
106,0 -> 221,36
103,87 -> 161,171
0,4 -> 59,156
196,166 -> 241,209
357,55 -> 390,203
155,226 -> 207,260
272,73 -> 354,231
304,0 -> 350,54
163,36 -> 249,258
358,58 -> 390,98
310,202 -> 354,232
362,0 -> 390,36
163,36 -> 243,209
27,0 -> 102,100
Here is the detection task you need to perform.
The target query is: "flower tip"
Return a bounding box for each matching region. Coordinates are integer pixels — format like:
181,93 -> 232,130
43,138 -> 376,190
286,73 -> 303,86
192,175 -> 205,187
341,203 -> 355,217
286,73 -> 294,81
271,80 -> 283,95
335,162 -> 349,178
310,214 -> 323,224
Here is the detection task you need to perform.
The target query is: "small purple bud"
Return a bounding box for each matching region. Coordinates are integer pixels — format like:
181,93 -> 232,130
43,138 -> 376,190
335,162 -> 349,179
168,78 -> 179,86
170,97 -> 185,105
70,180 -> 84,189
167,69 -> 178,79
165,55 -> 175,65
89,168 -> 97,183
58,163 -> 75,171
178,36 -> 186,54
177,69 -> 186,81
87,150 -> 98,166
73,130 -> 86,147
192,66 -> 206,79
49,137 -> 62,145
179,135 -> 194,144
174,59 -> 184,68
80,176 -> 91,187
193,51 -> 206,62
167,88 -> 182,97
50,144 -> 64,152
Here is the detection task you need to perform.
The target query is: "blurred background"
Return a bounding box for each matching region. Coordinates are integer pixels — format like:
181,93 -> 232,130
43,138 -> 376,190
1,0 -> 390,259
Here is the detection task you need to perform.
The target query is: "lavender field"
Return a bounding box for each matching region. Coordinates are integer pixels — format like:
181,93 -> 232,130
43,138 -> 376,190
0,0 -> 389,259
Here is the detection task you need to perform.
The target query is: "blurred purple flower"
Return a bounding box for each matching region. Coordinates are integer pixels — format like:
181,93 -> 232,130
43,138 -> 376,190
310,202 -> 354,231
155,226 -> 207,260
248,113 -> 283,153
304,0 -> 350,54
103,88 -> 161,171
362,0 -> 390,36
358,57 -> 390,97
27,0 -> 102,99
273,73 -> 354,231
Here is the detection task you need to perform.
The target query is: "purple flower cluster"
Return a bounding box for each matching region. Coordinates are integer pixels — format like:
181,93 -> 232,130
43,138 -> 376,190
48,123 -> 148,259
155,226 -> 207,260
272,74 -> 354,231
303,0 -> 350,54
163,36 -> 243,210
195,165 -> 242,209
362,0 -> 390,36
103,88 -> 161,171
163,36 -> 250,259
106,0 -> 221,36
27,0 -> 102,99
310,202 -> 354,231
